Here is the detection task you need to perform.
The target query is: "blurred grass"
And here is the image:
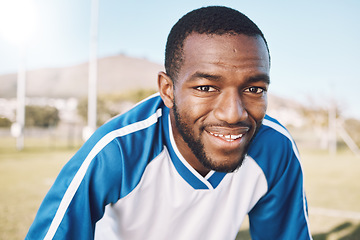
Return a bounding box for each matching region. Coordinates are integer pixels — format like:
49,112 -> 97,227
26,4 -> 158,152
1,136 -> 360,239
301,149 -> 360,240
0,137 -> 78,240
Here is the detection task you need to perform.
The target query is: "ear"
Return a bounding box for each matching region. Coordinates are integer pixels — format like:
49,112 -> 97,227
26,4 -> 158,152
158,71 -> 174,109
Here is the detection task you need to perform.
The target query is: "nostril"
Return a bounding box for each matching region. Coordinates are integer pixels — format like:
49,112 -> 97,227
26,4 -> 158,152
214,95 -> 247,124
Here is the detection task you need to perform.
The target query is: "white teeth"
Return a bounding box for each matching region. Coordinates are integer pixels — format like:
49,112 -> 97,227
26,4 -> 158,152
209,132 -> 243,141
230,134 -> 243,139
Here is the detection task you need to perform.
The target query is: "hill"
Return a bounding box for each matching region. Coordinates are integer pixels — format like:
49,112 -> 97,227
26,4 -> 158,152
0,54 -> 163,98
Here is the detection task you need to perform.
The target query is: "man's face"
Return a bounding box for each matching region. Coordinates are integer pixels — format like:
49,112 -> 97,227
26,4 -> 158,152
165,33 -> 270,176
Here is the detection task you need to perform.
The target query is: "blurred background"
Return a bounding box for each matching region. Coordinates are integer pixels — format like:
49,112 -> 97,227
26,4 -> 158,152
0,0 -> 359,239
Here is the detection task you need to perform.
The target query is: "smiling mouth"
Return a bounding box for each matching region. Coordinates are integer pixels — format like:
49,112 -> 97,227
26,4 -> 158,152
207,131 -> 244,142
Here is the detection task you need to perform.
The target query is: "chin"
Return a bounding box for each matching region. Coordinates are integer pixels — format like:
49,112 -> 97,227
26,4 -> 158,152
201,153 -> 247,173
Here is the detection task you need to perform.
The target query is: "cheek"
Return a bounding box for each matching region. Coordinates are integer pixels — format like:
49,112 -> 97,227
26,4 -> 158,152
245,98 -> 268,121
180,104 -> 209,127
174,93 -> 212,122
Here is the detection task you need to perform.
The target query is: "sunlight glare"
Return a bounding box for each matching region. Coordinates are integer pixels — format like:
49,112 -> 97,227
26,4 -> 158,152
0,0 -> 37,45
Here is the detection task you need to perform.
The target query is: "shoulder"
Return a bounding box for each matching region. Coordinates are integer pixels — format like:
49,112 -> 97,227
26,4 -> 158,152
100,93 -> 164,134
69,93 -> 167,198
249,115 -> 298,157
85,93 -> 164,149
247,115 -> 301,187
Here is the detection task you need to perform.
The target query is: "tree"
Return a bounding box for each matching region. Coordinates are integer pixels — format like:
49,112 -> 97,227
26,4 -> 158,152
77,96 -> 118,126
25,105 -> 60,128
0,117 -> 12,127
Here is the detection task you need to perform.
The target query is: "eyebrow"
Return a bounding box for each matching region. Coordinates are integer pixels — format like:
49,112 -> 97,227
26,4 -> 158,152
189,71 -> 270,84
190,72 -> 222,82
246,74 -> 270,85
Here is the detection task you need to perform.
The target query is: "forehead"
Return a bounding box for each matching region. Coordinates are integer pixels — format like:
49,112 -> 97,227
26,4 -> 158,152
181,33 -> 270,71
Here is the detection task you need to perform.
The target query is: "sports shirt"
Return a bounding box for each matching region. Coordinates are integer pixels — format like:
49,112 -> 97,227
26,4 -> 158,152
26,93 -> 312,240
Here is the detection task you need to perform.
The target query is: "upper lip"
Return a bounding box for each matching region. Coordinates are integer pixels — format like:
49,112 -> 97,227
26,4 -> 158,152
205,126 -> 250,136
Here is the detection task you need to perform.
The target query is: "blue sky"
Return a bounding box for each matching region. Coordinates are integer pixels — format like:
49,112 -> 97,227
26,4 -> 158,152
0,0 -> 359,118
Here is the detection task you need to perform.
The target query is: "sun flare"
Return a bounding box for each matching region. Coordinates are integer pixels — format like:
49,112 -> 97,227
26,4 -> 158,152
0,0 -> 37,44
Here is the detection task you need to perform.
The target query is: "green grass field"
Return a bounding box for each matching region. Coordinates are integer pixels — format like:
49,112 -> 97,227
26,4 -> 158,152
1,137 -> 359,239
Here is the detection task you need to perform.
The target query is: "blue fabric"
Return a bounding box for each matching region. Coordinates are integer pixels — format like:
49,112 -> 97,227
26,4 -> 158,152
26,95 -> 311,240
26,95 -> 166,239
247,117 -> 311,239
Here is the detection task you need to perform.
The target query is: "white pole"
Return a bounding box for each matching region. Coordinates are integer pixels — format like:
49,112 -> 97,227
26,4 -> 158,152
84,0 -> 99,141
16,44 -> 26,150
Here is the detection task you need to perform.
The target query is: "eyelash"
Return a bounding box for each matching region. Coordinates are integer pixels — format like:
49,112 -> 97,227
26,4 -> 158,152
244,86 -> 266,94
195,86 -> 217,92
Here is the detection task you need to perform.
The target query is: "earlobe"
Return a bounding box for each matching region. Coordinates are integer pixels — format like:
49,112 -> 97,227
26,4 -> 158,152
158,71 -> 174,109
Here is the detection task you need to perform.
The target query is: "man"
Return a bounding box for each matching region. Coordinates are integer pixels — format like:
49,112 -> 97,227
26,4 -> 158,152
26,6 -> 312,240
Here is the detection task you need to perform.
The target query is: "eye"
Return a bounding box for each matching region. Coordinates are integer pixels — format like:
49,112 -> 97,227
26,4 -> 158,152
195,86 -> 217,92
244,86 -> 266,94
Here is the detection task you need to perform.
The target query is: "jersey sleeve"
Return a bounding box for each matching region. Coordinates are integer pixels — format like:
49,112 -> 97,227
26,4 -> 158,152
25,95 -> 164,240
25,134 -> 123,240
247,120 -> 312,239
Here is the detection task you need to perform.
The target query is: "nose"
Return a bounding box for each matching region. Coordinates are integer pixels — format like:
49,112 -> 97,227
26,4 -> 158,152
213,90 -> 248,124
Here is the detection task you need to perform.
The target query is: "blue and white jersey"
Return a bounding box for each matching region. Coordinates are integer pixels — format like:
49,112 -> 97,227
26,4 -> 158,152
26,93 -> 312,240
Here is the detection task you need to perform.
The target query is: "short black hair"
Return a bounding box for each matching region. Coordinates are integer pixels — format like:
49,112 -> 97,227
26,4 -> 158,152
165,6 -> 270,81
